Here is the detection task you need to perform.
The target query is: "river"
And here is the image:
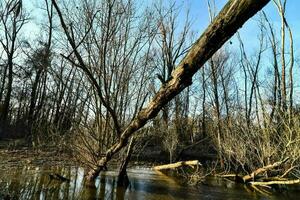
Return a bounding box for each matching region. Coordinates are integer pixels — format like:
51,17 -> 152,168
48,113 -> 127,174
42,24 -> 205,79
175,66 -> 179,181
1,164 -> 300,200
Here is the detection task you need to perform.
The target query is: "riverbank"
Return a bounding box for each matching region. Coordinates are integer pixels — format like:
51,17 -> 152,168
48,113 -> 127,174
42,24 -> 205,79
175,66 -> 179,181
0,147 -> 74,168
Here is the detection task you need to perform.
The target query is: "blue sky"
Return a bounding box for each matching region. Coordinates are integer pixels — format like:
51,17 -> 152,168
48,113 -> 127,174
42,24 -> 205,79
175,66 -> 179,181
19,0 -> 299,104
177,0 -> 300,53
21,0 -> 300,71
22,0 -> 300,49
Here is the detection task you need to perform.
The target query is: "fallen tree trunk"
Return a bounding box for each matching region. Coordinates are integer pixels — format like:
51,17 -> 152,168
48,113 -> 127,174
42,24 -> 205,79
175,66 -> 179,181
249,179 -> 300,186
153,160 -> 201,171
51,0 -> 271,185
242,157 -> 289,183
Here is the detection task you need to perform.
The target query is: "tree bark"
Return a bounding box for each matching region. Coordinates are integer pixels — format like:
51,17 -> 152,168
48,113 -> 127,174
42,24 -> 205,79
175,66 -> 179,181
1,55 -> 13,123
117,137 -> 134,187
83,0 -> 270,185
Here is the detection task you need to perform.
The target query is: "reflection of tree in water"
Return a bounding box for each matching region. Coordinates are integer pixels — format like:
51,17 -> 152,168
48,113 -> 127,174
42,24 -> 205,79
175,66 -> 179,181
0,166 -> 70,199
0,166 -> 202,200
1,165 -> 272,200
116,186 -> 127,200
0,166 -> 131,200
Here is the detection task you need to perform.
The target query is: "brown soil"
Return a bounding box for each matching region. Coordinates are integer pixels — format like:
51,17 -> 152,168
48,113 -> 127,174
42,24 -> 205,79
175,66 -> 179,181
0,147 -> 74,168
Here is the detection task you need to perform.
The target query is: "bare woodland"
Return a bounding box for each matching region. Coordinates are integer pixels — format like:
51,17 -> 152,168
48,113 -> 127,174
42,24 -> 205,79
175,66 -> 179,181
1,0 -> 300,190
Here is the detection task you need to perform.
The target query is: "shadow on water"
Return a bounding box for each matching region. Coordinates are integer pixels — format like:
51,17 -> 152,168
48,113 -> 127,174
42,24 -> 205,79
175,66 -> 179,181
1,165 -> 300,200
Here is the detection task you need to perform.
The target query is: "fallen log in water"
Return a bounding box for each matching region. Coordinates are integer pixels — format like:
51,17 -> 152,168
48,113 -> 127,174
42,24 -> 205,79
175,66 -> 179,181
217,157 -> 300,188
242,157 -> 289,183
249,179 -> 300,186
153,160 -> 201,171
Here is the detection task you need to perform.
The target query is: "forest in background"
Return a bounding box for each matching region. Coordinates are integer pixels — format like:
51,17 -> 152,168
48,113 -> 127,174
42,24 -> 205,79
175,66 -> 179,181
1,0 -> 300,187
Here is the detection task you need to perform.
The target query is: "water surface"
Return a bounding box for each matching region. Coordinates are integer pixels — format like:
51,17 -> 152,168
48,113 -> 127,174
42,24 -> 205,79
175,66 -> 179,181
0,165 -> 299,200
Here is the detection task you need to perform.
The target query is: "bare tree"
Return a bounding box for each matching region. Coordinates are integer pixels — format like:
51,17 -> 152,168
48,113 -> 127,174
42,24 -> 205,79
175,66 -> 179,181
152,0 -> 194,162
0,0 -> 28,123
77,0 -> 270,184
272,0 -> 294,114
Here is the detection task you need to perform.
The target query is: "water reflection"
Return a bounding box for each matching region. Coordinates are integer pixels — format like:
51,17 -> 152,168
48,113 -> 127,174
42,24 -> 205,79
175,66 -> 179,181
0,166 -> 299,200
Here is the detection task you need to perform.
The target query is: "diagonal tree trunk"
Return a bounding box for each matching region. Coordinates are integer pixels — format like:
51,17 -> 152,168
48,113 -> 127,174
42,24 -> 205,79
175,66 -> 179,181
83,0 -> 271,184
51,0 -> 270,185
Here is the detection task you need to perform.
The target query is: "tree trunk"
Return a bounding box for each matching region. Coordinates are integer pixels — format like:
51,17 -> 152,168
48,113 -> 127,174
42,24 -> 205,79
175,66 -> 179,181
201,69 -> 207,138
210,59 -> 223,167
1,55 -> 13,123
83,0 -> 271,185
0,65 -> 8,103
117,137 -> 134,187
28,69 -> 42,124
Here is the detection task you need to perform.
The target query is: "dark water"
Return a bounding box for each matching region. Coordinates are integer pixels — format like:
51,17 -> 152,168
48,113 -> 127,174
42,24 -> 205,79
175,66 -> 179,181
0,165 -> 299,200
